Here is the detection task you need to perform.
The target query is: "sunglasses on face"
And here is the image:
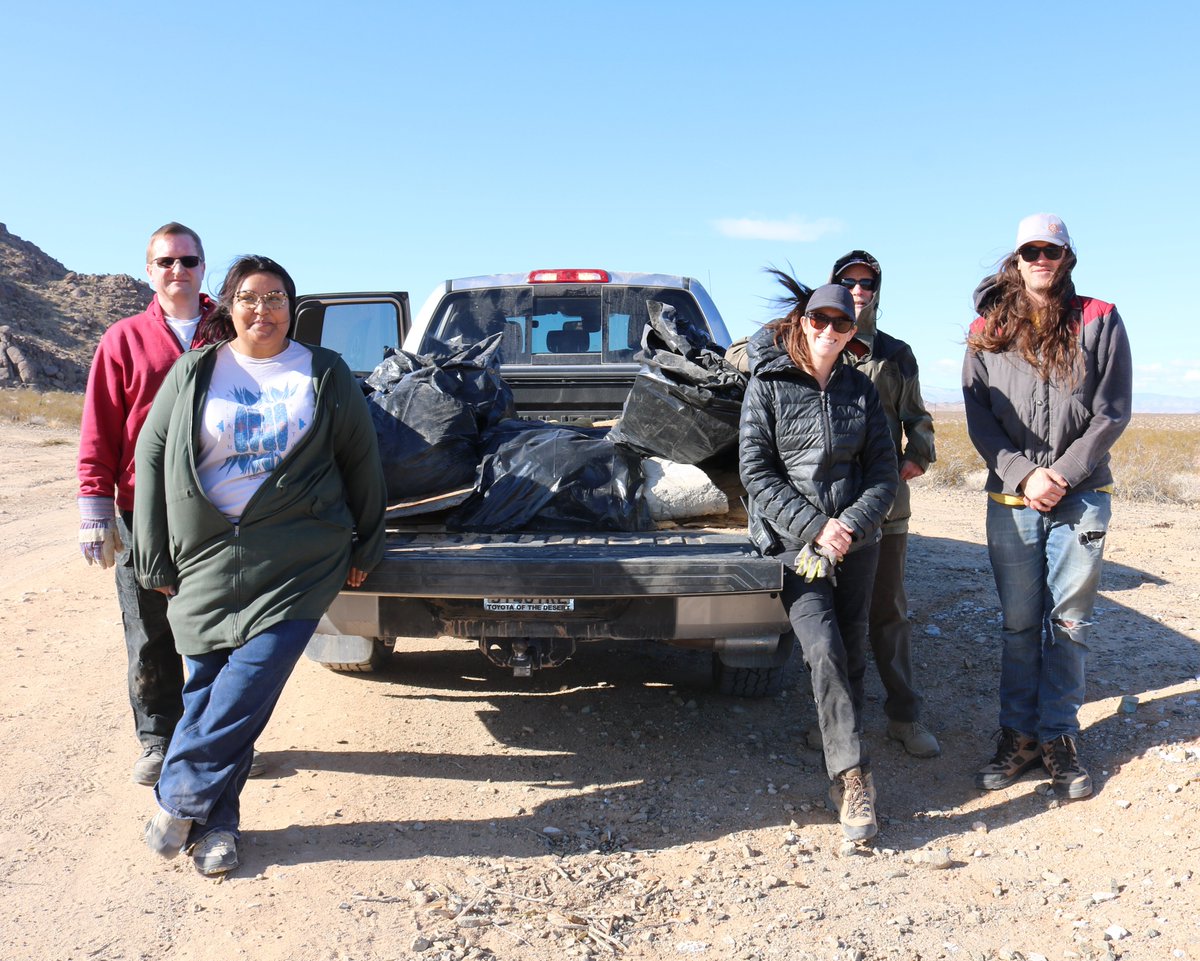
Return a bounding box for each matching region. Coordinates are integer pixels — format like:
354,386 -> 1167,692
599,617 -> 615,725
1017,244 -> 1065,263
150,256 -> 202,269
804,311 -> 856,334
837,275 -> 877,291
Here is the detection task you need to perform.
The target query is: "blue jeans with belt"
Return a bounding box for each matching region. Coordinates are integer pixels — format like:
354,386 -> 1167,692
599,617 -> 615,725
985,490 -> 1111,741
155,619 -> 318,844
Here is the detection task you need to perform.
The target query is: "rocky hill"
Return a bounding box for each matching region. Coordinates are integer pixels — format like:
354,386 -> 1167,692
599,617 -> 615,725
0,222 -> 153,391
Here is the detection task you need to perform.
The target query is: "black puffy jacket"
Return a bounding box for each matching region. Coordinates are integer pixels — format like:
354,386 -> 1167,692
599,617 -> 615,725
739,330 -> 897,557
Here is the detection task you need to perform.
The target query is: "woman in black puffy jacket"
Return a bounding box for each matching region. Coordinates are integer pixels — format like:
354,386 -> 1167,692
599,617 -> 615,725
739,272 -> 897,842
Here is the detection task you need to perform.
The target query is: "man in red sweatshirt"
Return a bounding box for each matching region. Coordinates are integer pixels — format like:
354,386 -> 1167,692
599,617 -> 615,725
77,222 -> 217,785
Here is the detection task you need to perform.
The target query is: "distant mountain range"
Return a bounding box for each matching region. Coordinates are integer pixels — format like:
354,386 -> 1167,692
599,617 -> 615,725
922,385 -> 1199,414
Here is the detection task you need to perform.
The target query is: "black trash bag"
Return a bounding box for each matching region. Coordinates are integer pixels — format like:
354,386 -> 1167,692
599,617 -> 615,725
366,333 -> 516,502
608,301 -> 748,463
448,419 -> 652,533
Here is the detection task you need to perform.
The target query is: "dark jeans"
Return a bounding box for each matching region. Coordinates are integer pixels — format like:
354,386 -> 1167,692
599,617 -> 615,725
783,542 -> 880,779
156,619 -> 319,843
116,512 -> 184,750
867,532 -> 922,723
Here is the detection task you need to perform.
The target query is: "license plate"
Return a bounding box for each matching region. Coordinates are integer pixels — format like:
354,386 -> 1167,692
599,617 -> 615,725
484,597 -> 575,613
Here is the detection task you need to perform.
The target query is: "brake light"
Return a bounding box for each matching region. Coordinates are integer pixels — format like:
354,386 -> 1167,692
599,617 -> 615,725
526,269 -> 611,284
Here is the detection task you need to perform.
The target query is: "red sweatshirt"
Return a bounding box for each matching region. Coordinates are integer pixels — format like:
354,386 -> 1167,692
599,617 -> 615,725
77,295 -> 217,511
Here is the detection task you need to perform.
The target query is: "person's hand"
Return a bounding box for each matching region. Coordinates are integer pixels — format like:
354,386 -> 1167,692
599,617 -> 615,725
1021,467 -> 1068,512
79,519 -> 124,569
814,518 -> 853,560
153,585 -> 177,597
795,544 -> 837,584
346,567 -> 368,588
899,459 -> 925,482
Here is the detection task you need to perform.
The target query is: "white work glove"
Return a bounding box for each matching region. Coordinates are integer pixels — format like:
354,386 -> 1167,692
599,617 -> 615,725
78,497 -> 124,569
795,543 -> 838,585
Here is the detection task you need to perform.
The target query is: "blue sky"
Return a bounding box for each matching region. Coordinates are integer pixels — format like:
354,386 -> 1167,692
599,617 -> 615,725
2,1 -> 1197,402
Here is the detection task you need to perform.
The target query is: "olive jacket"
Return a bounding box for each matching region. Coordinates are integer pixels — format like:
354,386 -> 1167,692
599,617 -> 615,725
134,341 -> 386,655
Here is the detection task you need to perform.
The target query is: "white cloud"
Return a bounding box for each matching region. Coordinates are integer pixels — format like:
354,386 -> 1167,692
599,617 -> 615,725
1184,369 -> 1200,382
714,217 -> 842,242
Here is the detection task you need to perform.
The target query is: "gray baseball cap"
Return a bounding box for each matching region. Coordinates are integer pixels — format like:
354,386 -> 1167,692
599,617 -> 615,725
805,283 -> 856,322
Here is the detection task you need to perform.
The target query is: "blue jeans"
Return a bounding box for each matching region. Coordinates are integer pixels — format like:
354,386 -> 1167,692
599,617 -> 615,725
782,542 -> 880,779
986,490 -> 1111,741
155,619 -> 318,843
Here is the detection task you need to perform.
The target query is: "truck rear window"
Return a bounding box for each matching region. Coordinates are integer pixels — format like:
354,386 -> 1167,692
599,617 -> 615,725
420,286 -> 709,364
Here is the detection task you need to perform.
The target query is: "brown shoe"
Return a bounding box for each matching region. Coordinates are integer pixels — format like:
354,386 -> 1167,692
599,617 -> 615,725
828,766 -> 878,841
975,728 -> 1042,790
1042,735 -> 1093,799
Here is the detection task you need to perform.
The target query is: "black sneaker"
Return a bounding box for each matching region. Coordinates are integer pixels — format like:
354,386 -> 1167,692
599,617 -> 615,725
975,727 -> 1042,790
190,830 -> 239,876
1042,734 -> 1093,799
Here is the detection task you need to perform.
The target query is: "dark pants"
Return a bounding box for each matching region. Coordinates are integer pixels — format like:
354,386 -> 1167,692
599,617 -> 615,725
156,619 -> 318,843
116,512 -> 184,750
867,532 -> 922,723
783,542 -> 880,779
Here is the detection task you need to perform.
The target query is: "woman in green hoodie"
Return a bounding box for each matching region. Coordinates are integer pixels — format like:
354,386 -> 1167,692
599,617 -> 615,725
134,254 -> 386,876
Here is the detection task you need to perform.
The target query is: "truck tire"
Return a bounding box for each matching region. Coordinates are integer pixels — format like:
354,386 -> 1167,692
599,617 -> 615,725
711,632 -> 795,698
320,639 -> 390,674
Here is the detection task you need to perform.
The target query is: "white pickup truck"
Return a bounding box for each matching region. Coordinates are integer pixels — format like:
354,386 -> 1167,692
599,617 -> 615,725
293,269 -> 790,696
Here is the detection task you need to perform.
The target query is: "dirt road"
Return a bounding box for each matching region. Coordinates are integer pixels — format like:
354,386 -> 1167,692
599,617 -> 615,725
1,423 -> 1197,961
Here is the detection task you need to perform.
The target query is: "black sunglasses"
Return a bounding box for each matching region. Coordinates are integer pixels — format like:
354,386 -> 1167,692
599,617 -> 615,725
1017,245 -> 1065,263
804,311 -> 855,334
837,276 -> 877,291
150,256 -> 202,269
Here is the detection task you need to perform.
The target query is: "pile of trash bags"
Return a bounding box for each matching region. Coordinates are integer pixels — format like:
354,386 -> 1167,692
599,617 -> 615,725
606,301 -> 747,464
365,305 -> 744,532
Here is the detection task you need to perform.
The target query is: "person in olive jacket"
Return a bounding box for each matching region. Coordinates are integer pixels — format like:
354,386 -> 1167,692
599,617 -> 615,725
830,250 -> 940,759
135,255 -> 386,877
740,273 -> 897,842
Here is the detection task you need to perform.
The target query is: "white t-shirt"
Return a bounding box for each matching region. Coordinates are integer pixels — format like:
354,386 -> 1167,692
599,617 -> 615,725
198,341 -> 316,521
164,313 -> 201,350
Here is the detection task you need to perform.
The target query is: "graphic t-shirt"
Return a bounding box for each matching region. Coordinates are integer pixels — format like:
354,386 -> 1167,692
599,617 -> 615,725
198,340 -> 315,521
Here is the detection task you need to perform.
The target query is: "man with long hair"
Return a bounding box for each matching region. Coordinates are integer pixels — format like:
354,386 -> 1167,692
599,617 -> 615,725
963,214 -> 1131,800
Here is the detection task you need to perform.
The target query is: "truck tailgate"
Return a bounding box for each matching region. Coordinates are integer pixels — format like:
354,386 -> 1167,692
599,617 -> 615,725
358,529 -> 781,597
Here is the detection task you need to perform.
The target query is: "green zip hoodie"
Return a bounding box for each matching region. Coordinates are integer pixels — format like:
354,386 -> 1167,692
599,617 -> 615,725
133,341 -> 386,655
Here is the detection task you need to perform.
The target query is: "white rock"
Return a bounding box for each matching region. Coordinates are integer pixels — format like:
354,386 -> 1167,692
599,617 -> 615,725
1104,925 -> 1129,941
642,459 -> 729,521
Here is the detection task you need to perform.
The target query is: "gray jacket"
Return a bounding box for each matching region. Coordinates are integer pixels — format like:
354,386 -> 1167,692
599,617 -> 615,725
962,285 -> 1132,496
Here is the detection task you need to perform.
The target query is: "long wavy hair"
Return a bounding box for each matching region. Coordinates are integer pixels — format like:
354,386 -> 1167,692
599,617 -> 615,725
967,249 -> 1080,382
761,266 -> 814,373
197,254 -> 297,344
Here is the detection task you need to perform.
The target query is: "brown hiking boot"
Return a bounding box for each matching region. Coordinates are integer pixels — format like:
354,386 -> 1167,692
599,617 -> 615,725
975,727 -> 1042,790
1042,734 -> 1093,799
828,766 -> 878,841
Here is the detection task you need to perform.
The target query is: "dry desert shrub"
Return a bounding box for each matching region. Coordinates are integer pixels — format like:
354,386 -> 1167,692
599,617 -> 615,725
0,388 -> 83,428
922,411 -> 1200,504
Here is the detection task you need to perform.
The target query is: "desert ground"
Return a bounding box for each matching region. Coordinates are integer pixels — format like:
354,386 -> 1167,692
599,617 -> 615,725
0,421 -> 1197,961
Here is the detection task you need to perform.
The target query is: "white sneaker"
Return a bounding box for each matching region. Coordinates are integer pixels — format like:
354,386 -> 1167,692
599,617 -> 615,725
190,830 -> 239,876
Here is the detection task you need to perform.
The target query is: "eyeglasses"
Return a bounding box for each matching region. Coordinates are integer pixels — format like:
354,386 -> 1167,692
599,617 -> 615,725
1017,244 -> 1065,263
804,312 -> 855,334
837,276 -> 877,291
150,256 -> 202,269
234,291 -> 288,311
